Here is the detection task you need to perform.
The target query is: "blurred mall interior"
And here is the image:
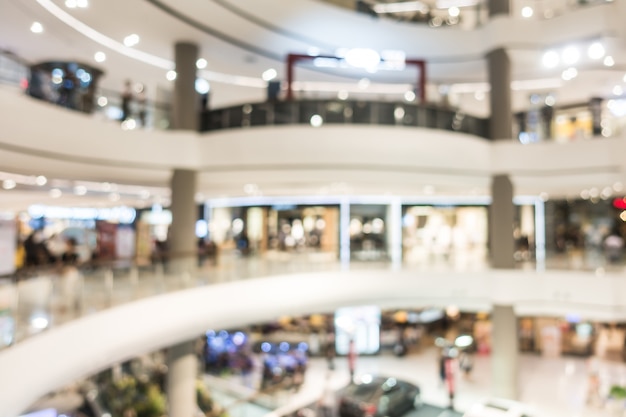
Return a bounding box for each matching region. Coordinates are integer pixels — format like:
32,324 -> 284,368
2,0 -> 626,416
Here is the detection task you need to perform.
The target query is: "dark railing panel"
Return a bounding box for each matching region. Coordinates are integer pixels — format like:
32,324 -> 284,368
199,100 -> 491,139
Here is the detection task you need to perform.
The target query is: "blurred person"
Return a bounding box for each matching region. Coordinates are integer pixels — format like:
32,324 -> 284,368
347,339 -> 357,380
60,237 -> 82,312
604,231 -> 624,263
61,237 -> 80,266
458,351 -> 473,378
24,230 -> 52,267
120,80 -> 133,121
136,84 -> 147,127
325,332 -> 336,370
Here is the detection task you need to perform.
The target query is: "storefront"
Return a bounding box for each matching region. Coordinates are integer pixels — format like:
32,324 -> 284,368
402,205 -> 488,263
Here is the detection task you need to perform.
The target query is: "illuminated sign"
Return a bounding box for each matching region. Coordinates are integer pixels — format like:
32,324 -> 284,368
28,205 -> 136,224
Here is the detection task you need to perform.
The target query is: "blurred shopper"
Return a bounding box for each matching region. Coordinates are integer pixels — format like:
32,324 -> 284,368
347,339 -> 357,380
325,332 -> 336,370
604,231 -> 624,263
120,80 -> 133,121
24,230 -> 52,267
459,351 -> 473,378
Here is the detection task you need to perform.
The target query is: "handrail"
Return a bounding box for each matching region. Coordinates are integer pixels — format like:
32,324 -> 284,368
199,100 -> 490,139
1,247 -> 626,353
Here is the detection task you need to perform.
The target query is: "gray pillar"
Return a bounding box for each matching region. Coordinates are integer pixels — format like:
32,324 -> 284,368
490,174 -> 515,269
487,48 -> 513,140
491,305 -> 519,399
172,42 -> 199,131
167,341 -> 197,417
169,169 -> 197,276
488,0 -> 509,17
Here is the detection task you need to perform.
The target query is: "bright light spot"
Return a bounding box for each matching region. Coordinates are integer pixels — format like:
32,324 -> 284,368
76,0 -> 88,7
97,96 -> 108,107
448,6 -> 460,16
345,48 -> 380,69
358,78 -> 371,89
74,185 -> 87,195
455,335 -> 473,348
623,74 -> 626,83
31,317 -> 49,329
613,182 -> 623,192
404,90 -> 416,102
474,91 -> 485,101
394,107 -> 405,120
52,68 -> 64,78
587,42 -> 605,60
601,187 -> 612,199
261,342 -> 271,353
196,58 -> 207,69
521,6 -> 533,17
80,72 -> 91,83
361,374 -> 373,384
540,192 -> 549,201
602,127 -> 612,137
94,51 -> 106,62
262,68 -> 277,81
589,187 -> 599,198
30,22 -> 44,33
613,85 -> 624,96
232,218 -> 244,235
35,176 -> 47,186
561,67 -> 578,81
338,90 -> 349,100
562,46 -> 580,65
545,95 -> 556,106
121,119 -> 137,130
65,0 -> 77,7
2,180 -> 16,190
580,190 -> 590,200
166,70 -> 177,81
279,342 -> 289,352
604,56 -> 615,67
310,114 -> 323,127
446,305 -> 460,317
108,193 -> 120,202
195,78 -> 210,94
123,34 -> 140,47
49,188 -> 62,198
608,99 -> 626,117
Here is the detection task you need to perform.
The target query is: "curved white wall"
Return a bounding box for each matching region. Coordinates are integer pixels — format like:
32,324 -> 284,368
2,85 -> 626,198
1,268 -> 626,417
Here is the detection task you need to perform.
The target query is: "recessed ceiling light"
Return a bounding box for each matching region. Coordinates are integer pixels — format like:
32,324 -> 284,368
587,42 -> 605,60
562,46 -> 580,65
195,78 -> 210,94
604,56 -> 615,67
49,188 -> 62,198
2,180 -> 16,190
123,34 -> 140,47
196,58 -> 207,69
65,0 -> 77,8
166,70 -> 177,81
614,85 -> 624,96
76,0 -> 88,8
94,51 -> 106,62
521,6 -> 533,18
74,185 -> 87,195
35,175 -> 47,186
448,6 -> 460,17
542,50 -> 559,68
30,22 -> 44,33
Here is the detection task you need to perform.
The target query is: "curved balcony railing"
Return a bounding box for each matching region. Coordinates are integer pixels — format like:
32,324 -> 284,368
2,246 -> 626,353
200,100 -> 491,139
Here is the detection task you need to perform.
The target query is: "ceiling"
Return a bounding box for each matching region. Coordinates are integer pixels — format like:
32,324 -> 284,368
0,0 -> 625,210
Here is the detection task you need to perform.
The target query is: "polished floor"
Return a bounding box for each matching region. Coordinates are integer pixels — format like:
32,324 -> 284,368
205,345 -> 623,417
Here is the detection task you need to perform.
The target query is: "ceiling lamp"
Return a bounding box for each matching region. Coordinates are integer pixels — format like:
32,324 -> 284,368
542,50 -> 559,68
587,42 -> 605,60
344,48 -> 380,70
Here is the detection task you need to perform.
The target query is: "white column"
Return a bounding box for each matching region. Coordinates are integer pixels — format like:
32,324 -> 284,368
491,305 -> 519,399
388,198 -> 402,268
167,341 -> 197,417
168,169 -> 197,277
